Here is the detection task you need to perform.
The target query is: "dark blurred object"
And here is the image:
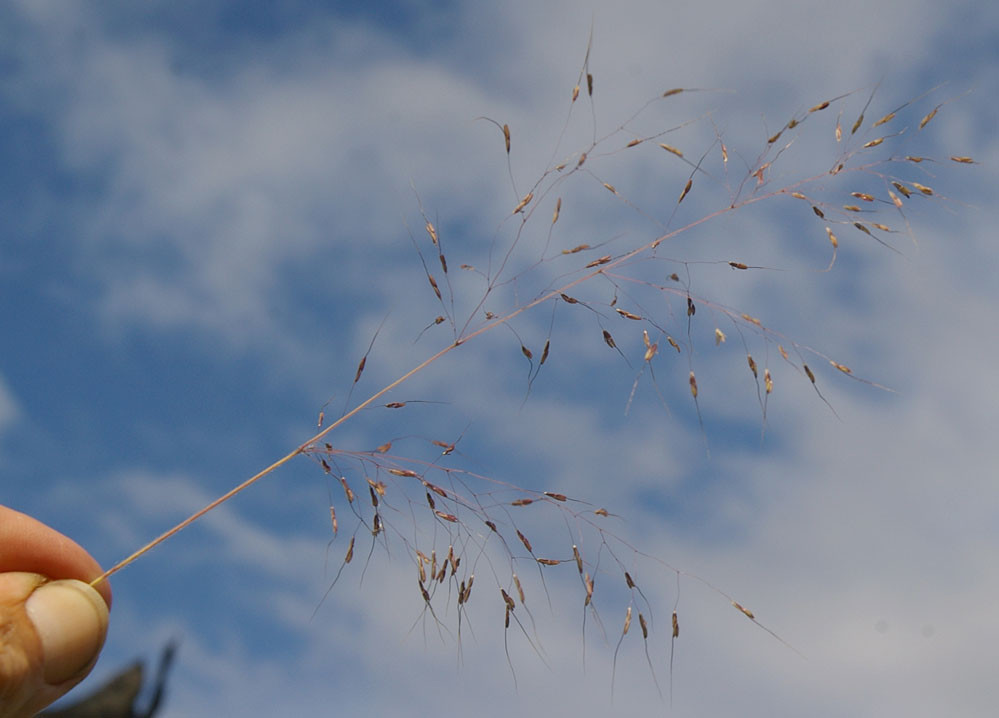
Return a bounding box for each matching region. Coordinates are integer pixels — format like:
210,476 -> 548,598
40,641 -> 178,718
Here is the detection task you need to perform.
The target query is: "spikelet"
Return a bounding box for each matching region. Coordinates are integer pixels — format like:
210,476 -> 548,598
678,179 -> 692,203
512,192 -> 534,214
831,360 -> 852,374
919,106 -> 940,129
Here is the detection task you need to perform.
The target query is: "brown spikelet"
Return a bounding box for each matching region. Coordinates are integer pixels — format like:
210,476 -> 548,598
888,190 -> 904,209
516,529 -> 533,553
655,141 -> 685,157
639,612 -> 649,639
831,360 -> 852,374
687,297 -> 696,316
616,308 -> 642,320
317,409 -> 324,428
850,112 -> 864,135
715,328 -> 726,345
778,344 -> 789,361
594,508 -> 609,517
667,335 -> 680,353
586,73 -> 593,96
603,330 -> 617,349
552,197 -> 562,224
344,536 -> 354,564
520,345 -> 533,361
741,313 -> 762,327
485,520 -> 497,532
662,87 -> 684,97
584,573 -> 595,605
626,138 -> 642,148
873,112 -> 895,127
689,371 -> 698,398
812,205 -> 825,218
511,498 -> 534,507
623,606 -> 633,635
562,244 -> 590,255
512,573 -> 525,604
804,364 -> 816,383
427,273 -> 442,300
767,130 -> 782,144
435,510 -> 458,523
826,226 -> 838,248
862,137 -> 884,148
577,152 -> 587,168
372,513 -> 382,536
747,354 -> 758,378
603,182 -> 617,194
385,402 -> 407,409
678,178 -> 693,203
912,182 -> 933,196
544,491 -> 567,501
729,261 -> 748,270
416,551 -> 426,582
764,368 -> 773,394
906,156 -> 924,163
540,339 -> 550,365
502,123 -> 511,153
919,106 -> 939,129
501,588 -> 515,610
788,117 -> 799,129
672,611 -> 679,638
368,485 -> 379,508
854,222 -> 871,235
809,100 -> 830,112
573,545 -> 583,573
721,142 -> 728,164
505,606 -> 510,628
424,482 -> 448,498
624,572 -> 636,589
572,85 -> 580,102
585,255 -> 612,268
732,601 -> 755,620
669,272 -> 680,281
537,558 -> 560,566
425,492 -> 435,510
644,342 -> 658,362
892,181 -> 912,198
513,192 -> 534,214
321,458 -> 332,474
438,253 -> 447,273
843,205 -> 862,212
354,356 -> 366,383
373,442 -> 391,455
951,156 -> 975,164
851,192 -> 875,202
389,468 -> 419,478
791,191 -> 807,200
872,223 -> 891,232
340,476 -> 355,503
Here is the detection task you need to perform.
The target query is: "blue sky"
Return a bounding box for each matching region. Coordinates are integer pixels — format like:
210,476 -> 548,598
2,1 -> 998,715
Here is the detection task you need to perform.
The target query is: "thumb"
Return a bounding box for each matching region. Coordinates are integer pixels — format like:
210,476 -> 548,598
0,573 -> 109,718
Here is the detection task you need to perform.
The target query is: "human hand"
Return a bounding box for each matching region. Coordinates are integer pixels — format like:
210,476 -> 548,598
0,506 -> 111,718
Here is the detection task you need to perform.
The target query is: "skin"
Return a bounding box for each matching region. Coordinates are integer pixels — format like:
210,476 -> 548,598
0,506 -> 111,717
